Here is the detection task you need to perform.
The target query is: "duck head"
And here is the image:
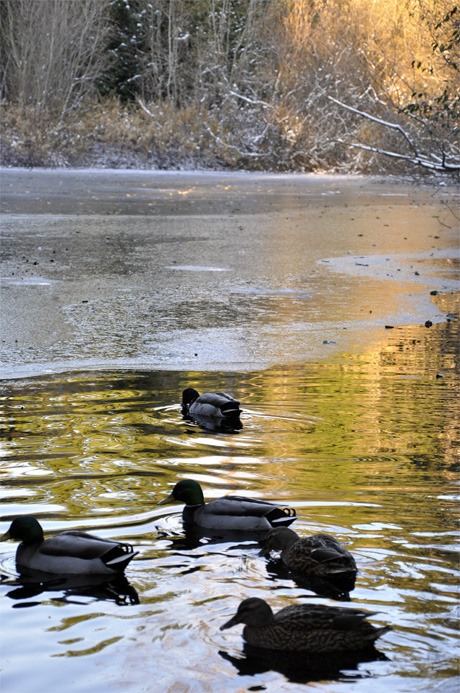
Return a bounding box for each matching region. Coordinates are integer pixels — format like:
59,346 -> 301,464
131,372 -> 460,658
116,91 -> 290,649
220,598 -> 274,630
1,516 -> 44,544
158,479 -> 205,507
181,388 -> 199,414
259,527 -> 299,556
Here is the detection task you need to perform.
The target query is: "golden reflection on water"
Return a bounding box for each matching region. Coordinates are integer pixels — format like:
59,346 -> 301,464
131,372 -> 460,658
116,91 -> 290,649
0,310 -> 459,690
1,311 -> 458,515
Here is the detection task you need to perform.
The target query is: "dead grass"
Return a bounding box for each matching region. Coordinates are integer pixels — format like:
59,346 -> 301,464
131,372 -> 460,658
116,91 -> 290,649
1,1 -> 456,175
0,96 -> 430,174
0,99 -> 230,170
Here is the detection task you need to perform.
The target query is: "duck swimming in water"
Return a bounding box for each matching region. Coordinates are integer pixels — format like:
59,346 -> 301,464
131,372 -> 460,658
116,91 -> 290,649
158,479 -> 296,533
1,516 -> 138,576
181,388 -> 242,429
220,597 -> 391,653
259,528 -> 357,581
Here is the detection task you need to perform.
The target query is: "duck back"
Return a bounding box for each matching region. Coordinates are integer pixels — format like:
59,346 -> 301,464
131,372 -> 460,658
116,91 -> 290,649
244,604 -> 390,653
185,496 -> 296,532
16,531 -> 137,575
283,534 -> 357,577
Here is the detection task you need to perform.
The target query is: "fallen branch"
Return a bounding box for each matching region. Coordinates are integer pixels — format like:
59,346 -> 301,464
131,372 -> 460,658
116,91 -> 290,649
348,142 -> 460,172
228,90 -> 272,109
136,98 -> 156,120
329,95 -> 460,172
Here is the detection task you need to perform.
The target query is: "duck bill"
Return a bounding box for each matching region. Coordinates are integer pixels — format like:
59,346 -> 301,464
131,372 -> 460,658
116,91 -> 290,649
258,546 -> 270,557
219,614 -> 242,631
0,531 -> 11,541
157,492 -> 175,506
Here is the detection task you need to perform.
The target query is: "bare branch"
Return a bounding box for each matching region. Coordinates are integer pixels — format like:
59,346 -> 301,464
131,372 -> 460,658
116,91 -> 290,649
328,95 -> 418,153
136,98 -> 156,120
330,95 -> 460,173
349,142 -> 460,172
228,90 -> 273,109
204,126 -> 267,158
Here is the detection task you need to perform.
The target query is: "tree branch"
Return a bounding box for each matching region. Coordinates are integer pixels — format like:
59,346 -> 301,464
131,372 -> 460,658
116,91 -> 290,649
327,95 -> 418,153
204,126 -> 267,158
136,98 -> 156,120
348,142 -> 460,171
228,90 -> 273,109
330,96 -> 460,172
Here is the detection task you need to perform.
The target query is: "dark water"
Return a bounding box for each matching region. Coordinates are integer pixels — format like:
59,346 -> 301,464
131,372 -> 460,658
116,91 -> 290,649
1,315 -> 459,692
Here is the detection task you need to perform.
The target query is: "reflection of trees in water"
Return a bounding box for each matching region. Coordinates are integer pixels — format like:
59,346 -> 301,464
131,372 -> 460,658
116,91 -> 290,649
1,309 -> 457,513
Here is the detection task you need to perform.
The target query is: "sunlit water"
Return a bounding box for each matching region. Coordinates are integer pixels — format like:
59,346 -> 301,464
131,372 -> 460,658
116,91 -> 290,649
1,315 -> 459,692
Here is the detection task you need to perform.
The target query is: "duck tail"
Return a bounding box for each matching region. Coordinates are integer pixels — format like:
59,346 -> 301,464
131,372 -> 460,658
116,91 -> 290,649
267,506 -> 297,528
103,544 -> 138,573
220,401 -> 242,418
220,402 -> 243,430
311,548 -> 357,570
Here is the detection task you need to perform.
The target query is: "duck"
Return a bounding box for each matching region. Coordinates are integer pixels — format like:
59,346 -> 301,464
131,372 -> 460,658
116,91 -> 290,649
181,388 -> 242,427
220,597 -> 391,653
259,528 -> 357,580
158,479 -> 296,533
1,516 -> 138,576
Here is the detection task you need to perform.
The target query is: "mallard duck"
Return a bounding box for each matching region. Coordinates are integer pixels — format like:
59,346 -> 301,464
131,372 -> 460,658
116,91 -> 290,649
1,516 -> 138,576
259,528 -> 357,579
158,479 -> 296,532
181,388 -> 242,425
220,597 -> 391,652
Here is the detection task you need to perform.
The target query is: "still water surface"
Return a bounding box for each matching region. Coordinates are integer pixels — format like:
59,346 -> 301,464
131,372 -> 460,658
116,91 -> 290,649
1,316 -> 458,692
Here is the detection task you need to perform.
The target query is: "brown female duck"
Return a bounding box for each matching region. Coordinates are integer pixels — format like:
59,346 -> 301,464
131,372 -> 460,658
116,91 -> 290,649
220,597 -> 391,652
259,527 -> 357,580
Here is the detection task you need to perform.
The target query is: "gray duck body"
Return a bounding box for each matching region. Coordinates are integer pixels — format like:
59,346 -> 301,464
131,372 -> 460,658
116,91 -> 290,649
159,479 -> 296,533
182,388 -> 242,421
2,517 -> 137,576
185,496 -> 296,532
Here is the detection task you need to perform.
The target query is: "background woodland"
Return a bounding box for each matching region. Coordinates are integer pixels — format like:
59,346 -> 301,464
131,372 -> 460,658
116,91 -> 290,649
1,0 -> 458,174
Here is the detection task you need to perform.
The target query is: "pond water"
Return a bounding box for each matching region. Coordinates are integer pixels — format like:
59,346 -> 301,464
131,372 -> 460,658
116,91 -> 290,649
0,171 -> 459,692
1,322 -> 459,692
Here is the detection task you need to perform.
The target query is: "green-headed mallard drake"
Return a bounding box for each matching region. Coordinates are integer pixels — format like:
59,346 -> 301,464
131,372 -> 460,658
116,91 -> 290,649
181,388 -> 242,425
259,528 -> 357,579
220,597 -> 391,653
1,516 -> 138,576
158,479 -> 296,532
